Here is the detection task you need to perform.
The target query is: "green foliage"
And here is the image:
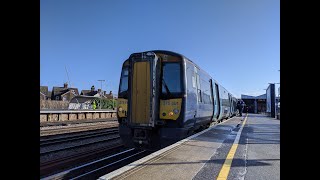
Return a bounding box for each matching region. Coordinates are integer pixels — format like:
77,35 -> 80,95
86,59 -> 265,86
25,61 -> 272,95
92,100 -> 97,109
94,98 -> 117,109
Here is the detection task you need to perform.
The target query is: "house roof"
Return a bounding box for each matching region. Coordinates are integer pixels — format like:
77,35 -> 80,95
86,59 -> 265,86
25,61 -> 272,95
81,90 -> 110,98
69,95 -> 100,103
40,92 -> 46,97
81,90 -> 99,96
40,86 -> 48,96
52,87 -> 79,97
60,90 -> 78,97
104,93 -> 113,99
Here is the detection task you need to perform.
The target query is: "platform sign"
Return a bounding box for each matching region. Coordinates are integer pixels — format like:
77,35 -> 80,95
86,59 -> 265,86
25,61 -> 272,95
266,84 -> 276,118
266,87 -> 271,113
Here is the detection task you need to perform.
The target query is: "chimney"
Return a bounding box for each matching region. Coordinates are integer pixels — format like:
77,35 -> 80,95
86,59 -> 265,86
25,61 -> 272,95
91,85 -> 95,92
63,83 -> 68,89
98,89 -> 102,96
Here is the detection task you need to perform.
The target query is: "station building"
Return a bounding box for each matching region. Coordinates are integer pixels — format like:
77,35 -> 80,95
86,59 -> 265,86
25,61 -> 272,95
241,94 -> 279,114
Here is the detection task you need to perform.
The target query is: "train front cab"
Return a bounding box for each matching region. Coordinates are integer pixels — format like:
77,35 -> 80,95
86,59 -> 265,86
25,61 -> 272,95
117,51 -> 187,150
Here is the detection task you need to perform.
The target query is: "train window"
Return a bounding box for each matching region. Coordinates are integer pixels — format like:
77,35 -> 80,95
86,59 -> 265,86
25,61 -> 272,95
196,74 -> 202,102
119,67 -> 128,94
196,74 -> 201,89
192,76 -> 196,88
201,79 -> 211,104
161,63 -> 182,94
198,90 -> 202,102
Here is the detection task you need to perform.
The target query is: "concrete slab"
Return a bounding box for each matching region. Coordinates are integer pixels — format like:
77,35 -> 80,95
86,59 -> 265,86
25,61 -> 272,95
193,114 -> 280,180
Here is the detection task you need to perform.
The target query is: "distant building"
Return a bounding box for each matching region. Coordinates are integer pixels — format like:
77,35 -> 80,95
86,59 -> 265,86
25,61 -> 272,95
80,85 -> 102,97
68,95 -> 96,110
241,94 -> 267,113
81,85 -> 113,99
40,86 -> 50,100
105,91 -> 113,99
51,83 -> 79,101
241,94 -> 279,114
48,91 -> 52,99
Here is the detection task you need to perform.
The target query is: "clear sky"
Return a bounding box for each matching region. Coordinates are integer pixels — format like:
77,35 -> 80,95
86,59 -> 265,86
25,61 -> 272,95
40,0 -> 280,98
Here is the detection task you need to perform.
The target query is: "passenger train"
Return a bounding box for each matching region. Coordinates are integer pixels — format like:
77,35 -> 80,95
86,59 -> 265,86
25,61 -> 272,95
117,50 -> 237,150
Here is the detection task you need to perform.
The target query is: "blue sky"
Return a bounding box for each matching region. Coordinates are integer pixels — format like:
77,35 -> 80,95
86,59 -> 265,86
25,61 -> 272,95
40,0 -> 279,98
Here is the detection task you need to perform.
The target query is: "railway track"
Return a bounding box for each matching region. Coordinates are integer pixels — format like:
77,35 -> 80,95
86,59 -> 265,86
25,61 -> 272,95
40,119 -> 229,179
40,127 -> 119,147
40,128 -> 120,155
40,125 -> 123,178
40,143 -> 127,178
41,147 -> 152,180
39,119 -> 232,179
40,122 -> 119,136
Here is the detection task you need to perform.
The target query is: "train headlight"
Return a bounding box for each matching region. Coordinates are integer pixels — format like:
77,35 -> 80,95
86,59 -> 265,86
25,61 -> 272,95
173,108 -> 179,114
118,107 -> 123,112
169,112 -> 174,116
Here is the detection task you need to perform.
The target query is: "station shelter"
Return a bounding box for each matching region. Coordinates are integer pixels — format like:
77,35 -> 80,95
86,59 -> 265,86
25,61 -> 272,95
241,94 -> 279,114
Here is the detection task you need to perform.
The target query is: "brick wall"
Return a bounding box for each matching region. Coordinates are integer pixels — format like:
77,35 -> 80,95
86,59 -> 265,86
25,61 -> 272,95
40,100 -> 69,109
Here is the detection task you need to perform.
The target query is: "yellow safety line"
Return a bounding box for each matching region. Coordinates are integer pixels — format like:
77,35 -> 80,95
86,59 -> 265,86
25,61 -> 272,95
217,114 -> 248,180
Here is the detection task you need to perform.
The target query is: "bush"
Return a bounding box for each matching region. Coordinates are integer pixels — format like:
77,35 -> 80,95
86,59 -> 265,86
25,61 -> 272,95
94,99 -> 117,109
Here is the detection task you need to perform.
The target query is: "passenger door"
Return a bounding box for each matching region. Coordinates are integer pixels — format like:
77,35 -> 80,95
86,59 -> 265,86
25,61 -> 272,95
128,53 -> 159,127
213,83 -> 220,120
195,67 -> 202,121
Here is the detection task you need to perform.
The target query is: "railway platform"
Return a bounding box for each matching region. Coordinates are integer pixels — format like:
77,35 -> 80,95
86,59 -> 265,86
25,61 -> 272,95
99,114 -> 280,180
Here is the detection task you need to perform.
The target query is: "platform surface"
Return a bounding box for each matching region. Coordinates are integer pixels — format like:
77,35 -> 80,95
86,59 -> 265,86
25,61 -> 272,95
100,114 -> 280,180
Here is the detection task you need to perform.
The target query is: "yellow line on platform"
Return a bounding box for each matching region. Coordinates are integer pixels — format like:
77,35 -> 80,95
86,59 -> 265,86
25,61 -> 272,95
216,114 -> 248,180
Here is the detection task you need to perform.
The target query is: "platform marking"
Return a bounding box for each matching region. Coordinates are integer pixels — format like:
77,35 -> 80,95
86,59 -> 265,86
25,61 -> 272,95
217,114 -> 248,180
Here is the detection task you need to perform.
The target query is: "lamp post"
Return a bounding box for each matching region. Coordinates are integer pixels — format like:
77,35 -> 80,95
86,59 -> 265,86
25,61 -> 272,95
113,94 -> 117,110
98,80 -> 105,109
106,80 -> 117,110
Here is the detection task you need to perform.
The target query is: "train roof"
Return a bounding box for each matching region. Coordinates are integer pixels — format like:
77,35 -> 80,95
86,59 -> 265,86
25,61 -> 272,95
148,50 -> 212,79
129,50 -> 235,97
131,50 -> 189,61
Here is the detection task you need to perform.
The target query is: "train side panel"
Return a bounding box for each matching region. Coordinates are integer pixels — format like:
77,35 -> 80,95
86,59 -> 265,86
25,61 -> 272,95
118,50 -> 237,150
184,60 -> 213,130
184,60 -> 198,129
218,84 -> 230,120
195,67 -> 213,127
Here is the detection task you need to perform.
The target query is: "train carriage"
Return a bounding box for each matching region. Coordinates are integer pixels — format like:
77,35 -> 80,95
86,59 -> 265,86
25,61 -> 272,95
117,50 -> 236,150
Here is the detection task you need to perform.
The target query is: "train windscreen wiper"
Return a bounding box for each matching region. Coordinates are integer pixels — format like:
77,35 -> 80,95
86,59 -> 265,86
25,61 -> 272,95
162,78 -> 172,96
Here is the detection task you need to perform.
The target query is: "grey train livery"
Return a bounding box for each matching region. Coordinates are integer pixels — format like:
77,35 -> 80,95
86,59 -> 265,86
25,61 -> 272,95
117,50 -> 237,150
